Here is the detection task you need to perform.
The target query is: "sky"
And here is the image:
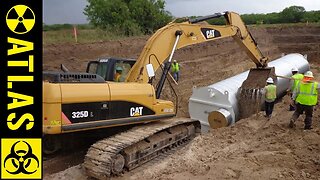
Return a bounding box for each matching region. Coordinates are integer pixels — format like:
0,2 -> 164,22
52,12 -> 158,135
43,0 -> 320,24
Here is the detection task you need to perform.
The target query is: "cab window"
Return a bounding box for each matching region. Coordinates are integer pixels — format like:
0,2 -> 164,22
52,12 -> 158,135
96,63 -> 108,79
87,62 -> 108,80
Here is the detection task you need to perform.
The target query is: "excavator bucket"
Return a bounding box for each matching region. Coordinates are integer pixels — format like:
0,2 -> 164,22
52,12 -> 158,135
238,67 -> 275,119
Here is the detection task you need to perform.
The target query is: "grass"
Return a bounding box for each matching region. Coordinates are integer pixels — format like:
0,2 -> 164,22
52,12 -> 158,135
248,22 -> 320,28
43,22 -> 320,45
43,29 -> 129,44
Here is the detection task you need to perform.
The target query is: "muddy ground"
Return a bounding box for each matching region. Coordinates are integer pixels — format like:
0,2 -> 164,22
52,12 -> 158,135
43,25 -> 320,180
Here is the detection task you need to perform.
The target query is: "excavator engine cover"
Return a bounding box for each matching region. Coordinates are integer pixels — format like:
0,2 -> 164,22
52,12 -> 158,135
238,67 -> 275,119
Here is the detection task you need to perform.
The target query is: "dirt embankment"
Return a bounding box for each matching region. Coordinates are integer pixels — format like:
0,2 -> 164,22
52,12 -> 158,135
43,25 -> 320,180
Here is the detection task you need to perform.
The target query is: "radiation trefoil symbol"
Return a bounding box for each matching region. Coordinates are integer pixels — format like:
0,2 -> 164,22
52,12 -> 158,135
6,5 -> 35,34
4,141 -> 39,175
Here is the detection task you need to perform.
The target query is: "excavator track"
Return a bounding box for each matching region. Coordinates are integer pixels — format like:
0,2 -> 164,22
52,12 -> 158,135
83,118 -> 200,179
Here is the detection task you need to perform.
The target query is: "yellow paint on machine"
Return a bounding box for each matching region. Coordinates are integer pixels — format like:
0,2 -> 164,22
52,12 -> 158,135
43,81 -> 174,134
60,83 -> 110,103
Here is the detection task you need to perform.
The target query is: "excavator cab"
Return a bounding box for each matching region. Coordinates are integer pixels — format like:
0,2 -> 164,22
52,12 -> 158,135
86,57 -> 136,82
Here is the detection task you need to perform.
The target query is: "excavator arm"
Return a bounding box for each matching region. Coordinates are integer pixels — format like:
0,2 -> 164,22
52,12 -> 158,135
223,12 -> 268,67
126,11 -> 268,84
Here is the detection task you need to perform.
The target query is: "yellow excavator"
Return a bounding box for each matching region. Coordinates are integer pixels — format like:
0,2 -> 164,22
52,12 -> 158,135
43,12 -> 272,179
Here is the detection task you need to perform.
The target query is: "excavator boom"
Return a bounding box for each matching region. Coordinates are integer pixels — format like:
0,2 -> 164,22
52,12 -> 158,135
126,11 -> 268,84
125,11 -> 274,123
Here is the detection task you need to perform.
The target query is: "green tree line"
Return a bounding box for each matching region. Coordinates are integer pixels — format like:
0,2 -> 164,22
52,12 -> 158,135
43,24 -> 95,31
208,6 -> 320,25
44,4 -> 320,34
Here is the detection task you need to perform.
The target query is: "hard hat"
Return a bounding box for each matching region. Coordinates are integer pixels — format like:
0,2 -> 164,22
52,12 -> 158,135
116,66 -> 123,71
304,71 -> 314,78
291,67 -> 298,72
266,77 -> 274,83
173,60 -> 177,62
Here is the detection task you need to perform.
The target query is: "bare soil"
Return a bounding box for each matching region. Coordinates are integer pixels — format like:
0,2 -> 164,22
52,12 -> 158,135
43,25 -> 320,180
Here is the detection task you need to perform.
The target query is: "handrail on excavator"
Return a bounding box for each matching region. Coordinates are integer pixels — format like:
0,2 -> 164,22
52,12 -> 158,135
189,13 -> 224,23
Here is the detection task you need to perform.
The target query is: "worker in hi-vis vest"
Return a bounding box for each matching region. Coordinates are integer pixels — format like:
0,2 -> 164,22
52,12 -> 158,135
171,60 -> 180,82
288,67 -> 304,111
264,77 -> 277,119
289,71 -> 319,130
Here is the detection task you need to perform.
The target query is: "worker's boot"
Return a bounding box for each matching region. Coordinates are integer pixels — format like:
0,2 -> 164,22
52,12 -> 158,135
304,117 -> 313,130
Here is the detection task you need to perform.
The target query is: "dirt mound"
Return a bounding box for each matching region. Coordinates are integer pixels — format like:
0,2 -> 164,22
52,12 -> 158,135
43,25 -> 320,179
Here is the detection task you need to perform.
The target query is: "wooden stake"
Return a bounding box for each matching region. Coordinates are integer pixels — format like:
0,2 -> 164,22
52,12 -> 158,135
73,25 -> 78,43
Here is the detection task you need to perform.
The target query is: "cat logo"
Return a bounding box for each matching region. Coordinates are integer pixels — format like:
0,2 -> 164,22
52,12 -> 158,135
1,139 -> 41,179
6,5 -> 35,34
206,29 -> 216,39
201,28 -> 221,40
130,107 -> 143,117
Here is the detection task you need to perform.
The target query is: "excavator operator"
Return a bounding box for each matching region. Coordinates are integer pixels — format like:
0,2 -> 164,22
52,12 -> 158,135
114,66 -> 123,82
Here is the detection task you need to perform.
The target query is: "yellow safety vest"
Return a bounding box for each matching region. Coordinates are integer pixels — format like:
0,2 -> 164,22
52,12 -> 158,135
171,63 -> 179,73
291,73 -> 304,91
265,84 -> 277,101
295,81 -> 318,106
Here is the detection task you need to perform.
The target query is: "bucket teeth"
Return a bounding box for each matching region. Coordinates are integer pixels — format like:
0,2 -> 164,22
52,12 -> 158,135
253,88 -> 263,100
252,89 -> 256,99
238,87 -> 264,119
240,88 -> 262,100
